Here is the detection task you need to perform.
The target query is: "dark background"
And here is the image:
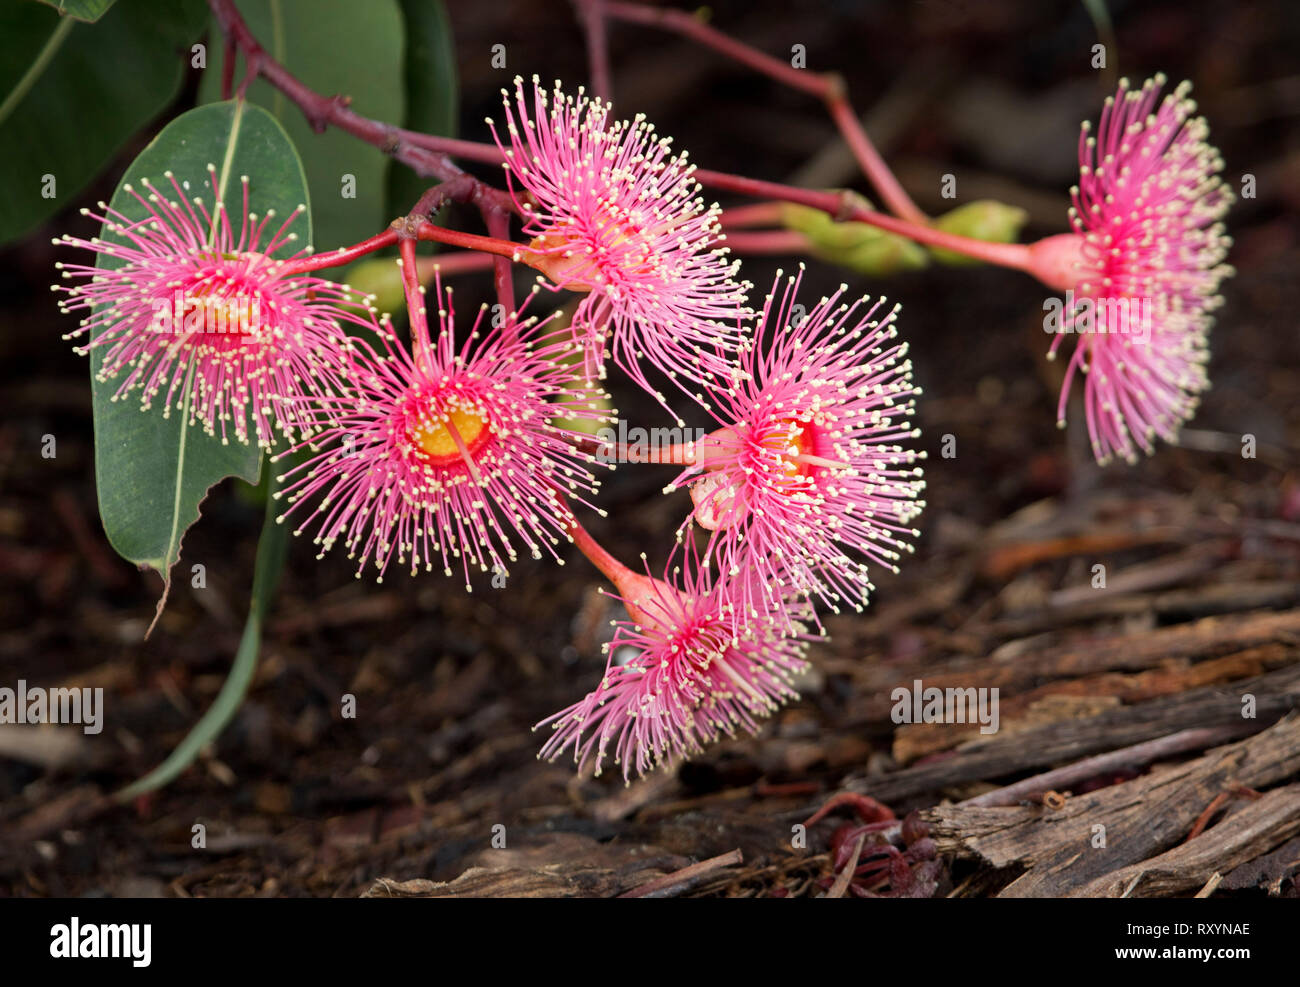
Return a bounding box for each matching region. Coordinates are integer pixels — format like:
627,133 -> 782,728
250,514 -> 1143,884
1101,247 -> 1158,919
2,0 -> 1298,897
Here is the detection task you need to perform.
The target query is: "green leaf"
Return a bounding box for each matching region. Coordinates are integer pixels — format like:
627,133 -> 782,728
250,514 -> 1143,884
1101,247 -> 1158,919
114,463 -> 289,802
90,100 -> 311,628
198,0 -> 405,254
386,0 -> 458,219
0,0 -> 208,243
32,0 -> 118,23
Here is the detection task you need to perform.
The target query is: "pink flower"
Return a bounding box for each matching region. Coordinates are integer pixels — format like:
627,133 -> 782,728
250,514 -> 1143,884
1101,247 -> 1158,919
488,76 -> 750,418
1028,75 -> 1234,464
667,272 -> 925,628
537,544 -> 813,780
275,282 -> 610,586
54,168 -> 377,448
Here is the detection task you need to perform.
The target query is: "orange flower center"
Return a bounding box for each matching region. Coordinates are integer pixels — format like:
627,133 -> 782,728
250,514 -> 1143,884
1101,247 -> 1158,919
764,419 -> 818,479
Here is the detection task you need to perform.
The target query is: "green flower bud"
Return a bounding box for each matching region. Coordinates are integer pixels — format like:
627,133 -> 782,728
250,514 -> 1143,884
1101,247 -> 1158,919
929,200 -> 1028,266
342,257 -> 406,315
780,197 -> 928,276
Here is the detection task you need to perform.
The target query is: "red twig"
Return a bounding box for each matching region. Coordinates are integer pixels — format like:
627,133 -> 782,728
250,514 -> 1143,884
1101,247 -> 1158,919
696,169 -> 1032,269
207,0 -> 515,221
804,791 -> 895,829
413,251 -> 498,279
397,237 -> 433,373
280,228 -> 398,276
567,515 -> 630,588
220,34 -> 235,101
599,0 -> 927,223
719,202 -> 786,229
483,207 -> 517,319
574,0 -> 613,103
414,221 -> 521,260
723,229 -> 811,255
603,0 -> 822,97
209,0 -> 1025,271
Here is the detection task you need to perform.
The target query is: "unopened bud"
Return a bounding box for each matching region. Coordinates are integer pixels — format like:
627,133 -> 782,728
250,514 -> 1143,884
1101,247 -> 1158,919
929,200 -> 1028,267
780,200 -> 928,276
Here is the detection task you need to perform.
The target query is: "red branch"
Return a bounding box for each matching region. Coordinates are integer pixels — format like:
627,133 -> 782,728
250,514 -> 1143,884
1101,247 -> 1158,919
208,0 -> 514,215
599,0 -> 928,223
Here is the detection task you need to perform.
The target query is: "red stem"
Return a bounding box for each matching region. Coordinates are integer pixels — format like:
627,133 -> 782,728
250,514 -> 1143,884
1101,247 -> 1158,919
720,201 -> 786,229
483,208 -> 517,316
208,0 -> 1027,272
358,131 -> 1021,268
724,229 -> 812,255
220,35 -> 235,101
415,221 -> 522,259
401,133 -> 506,166
281,228 -> 398,276
603,0 -> 823,97
644,441 -> 695,465
600,0 -> 926,222
568,514 -> 635,588
398,238 -> 434,374
697,169 -> 1033,270
414,251 -> 498,279
207,0 -> 515,218
825,93 -> 927,224
575,0 -> 613,102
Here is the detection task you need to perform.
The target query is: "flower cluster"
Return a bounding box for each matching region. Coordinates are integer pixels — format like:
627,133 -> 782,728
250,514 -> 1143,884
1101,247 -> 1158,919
532,268 -> 925,780
57,72 -> 1232,785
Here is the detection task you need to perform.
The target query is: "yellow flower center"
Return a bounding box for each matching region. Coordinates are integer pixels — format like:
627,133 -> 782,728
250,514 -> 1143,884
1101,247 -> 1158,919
410,404 -> 491,467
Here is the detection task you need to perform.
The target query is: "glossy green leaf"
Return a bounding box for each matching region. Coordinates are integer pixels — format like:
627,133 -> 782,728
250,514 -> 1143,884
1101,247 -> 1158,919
33,0 -> 118,22
386,0 -> 458,219
90,100 -> 310,626
198,0 -> 405,254
0,0 -> 207,243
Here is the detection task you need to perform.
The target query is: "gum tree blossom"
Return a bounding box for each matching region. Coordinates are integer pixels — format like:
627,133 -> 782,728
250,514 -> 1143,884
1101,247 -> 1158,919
663,272 -> 925,628
488,75 -> 750,418
54,168 -> 378,448
1027,75 -> 1235,464
275,283 -> 610,586
538,530 -> 814,780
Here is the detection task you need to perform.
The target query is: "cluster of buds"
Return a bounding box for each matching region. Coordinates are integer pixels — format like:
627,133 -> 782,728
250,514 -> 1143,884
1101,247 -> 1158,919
55,72 -> 1233,782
